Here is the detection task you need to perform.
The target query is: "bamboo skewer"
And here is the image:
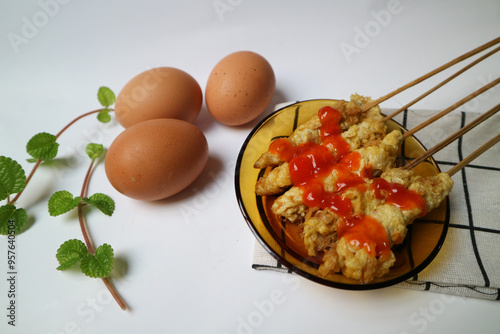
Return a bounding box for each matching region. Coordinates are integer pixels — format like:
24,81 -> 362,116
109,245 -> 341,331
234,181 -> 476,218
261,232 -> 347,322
402,77 -> 500,139
354,38 -> 500,180
383,45 -> 500,122
402,102 -> 500,170
447,133 -> 500,176
358,37 -> 500,177
361,36 -> 500,112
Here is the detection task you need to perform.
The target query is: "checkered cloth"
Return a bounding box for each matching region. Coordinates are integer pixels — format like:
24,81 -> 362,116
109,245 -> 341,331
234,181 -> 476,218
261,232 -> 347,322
252,104 -> 500,301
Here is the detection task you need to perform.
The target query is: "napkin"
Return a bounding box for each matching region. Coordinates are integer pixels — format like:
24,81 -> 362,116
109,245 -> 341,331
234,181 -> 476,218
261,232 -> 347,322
252,102 -> 500,301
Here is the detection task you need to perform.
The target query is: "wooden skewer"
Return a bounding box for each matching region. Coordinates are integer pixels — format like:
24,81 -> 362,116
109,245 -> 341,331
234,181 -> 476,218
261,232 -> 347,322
361,36 -> 500,112
447,133 -> 500,176
402,102 -> 500,170
383,45 -> 500,122
402,77 -> 500,139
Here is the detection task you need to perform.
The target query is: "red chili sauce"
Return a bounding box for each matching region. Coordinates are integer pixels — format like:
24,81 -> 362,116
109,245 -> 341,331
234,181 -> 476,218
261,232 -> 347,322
268,106 -> 425,258
371,178 -> 427,216
337,215 -> 392,260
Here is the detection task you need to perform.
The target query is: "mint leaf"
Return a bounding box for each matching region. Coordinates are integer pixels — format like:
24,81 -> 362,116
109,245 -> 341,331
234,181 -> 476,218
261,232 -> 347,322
97,86 -> 115,107
48,191 -> 81,216
0,204 -> 27,234
26,132 -> 59,161
85,143 -> 104,160
56,239 -> 89,270
0,156 -> 26,201
82,193 -> 115,216
80,243 -> 114,278
97,108 -> 111,123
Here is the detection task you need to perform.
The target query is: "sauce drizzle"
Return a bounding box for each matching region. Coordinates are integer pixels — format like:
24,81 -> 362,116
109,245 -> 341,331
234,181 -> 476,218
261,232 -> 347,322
371,178 -> 427,215
337,215 -> 391,260
267,105 -> 427,259
289,142 -> 337,186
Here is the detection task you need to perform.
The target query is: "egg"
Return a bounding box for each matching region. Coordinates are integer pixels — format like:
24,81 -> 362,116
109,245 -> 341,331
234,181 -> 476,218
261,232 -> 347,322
205,51 -> 275,126
105,118 -> 208,201
114,67 -> 202,128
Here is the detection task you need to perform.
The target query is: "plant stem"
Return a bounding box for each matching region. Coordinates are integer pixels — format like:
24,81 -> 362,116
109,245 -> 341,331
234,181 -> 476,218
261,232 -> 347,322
102,277 -> 127,310
56,108 -> 112,138
79,159 -> 96,253
80,158 -> 127,311
8,105 -> 126,309
8,108 -> 113,206
9,159 -> 42,204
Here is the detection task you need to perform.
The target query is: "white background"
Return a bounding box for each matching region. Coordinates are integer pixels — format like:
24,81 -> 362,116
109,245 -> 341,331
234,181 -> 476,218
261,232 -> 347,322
1,0 -> 499,333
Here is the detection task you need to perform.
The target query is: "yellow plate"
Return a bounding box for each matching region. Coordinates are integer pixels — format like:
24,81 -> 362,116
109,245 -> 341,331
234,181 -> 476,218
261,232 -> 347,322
235,99 -> 449,289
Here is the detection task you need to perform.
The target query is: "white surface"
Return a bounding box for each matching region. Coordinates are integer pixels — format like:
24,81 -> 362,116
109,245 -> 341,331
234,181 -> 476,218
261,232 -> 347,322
1,0 -> 499,333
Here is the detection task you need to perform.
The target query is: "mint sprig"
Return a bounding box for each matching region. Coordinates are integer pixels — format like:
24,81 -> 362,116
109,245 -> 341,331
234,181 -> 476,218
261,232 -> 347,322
97,86 -> 115,107
82,193 -> 115,216
56,239 -> 114,278
0,156 -> 26,201
79,243 -> 114,278
48,191 -> 81,217
0,204 -> 27,234
26,132 -> 59,161
48,191 -> 115,217
96,86 -> 115,123
1,85 -> 125,309
49,141 -> 116,280
85,143 -> 104,160
56,239 -> 89,270
97,109 -> 112,123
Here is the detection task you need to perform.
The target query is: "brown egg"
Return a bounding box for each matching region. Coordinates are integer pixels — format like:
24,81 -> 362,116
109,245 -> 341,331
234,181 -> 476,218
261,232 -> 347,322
205,51 -> 275,126
105,119 -> 208,201
114,67 -> 202,128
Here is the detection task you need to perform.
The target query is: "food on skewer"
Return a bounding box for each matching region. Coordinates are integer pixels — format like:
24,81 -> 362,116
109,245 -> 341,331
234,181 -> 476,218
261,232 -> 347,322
254,94 -> 385,170
314,168 -> 453,282
254,116 -> 389,196
253,94 -> 454,283
270,129 -> 403,223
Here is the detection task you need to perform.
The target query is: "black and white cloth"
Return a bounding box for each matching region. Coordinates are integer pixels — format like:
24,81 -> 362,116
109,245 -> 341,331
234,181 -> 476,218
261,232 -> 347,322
252,103 -> 500,301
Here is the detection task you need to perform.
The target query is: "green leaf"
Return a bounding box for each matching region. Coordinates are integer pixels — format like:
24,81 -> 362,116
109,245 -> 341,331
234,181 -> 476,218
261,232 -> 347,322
0,204 -> 27,234
26,132 -> 59,161
97,108 -> 111,123
85,143 -> 104,160
0,156 -> 26,201
56,239 -> 89,270
97,86 -> 115,107
80,244 -> 114,278
48,191 -> 81,216
82,193 -> 115,216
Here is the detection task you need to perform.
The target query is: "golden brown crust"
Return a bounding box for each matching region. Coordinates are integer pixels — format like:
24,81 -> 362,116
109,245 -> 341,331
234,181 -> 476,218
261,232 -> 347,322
253,94 -> 454,283
253,94 -> 384,170
255,163 -> 291,196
